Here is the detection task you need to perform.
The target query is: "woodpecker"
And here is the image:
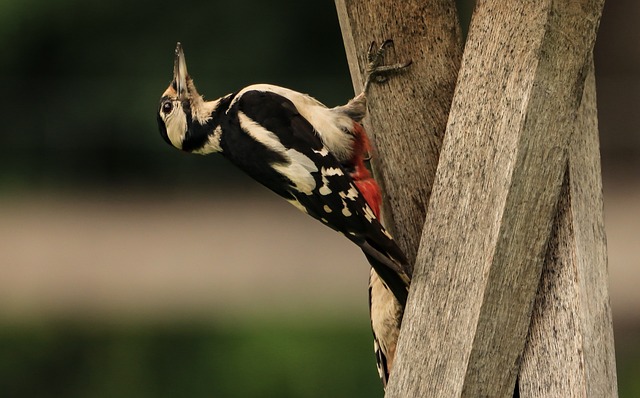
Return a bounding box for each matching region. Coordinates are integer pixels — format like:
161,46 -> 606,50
156,41 -> 411,388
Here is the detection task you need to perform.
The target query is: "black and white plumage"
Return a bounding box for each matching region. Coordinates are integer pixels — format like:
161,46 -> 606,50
157,42 -> 411,388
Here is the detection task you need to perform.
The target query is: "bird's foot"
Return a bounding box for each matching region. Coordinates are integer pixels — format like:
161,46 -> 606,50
363,40 -> 412,93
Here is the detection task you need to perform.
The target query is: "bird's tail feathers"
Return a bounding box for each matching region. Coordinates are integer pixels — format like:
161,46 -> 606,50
362,247 -> 409,307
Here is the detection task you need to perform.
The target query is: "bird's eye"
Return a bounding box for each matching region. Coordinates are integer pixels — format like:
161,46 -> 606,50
162,101 -> 173,114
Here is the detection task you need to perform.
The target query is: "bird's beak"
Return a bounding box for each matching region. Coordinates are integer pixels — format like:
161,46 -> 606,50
173,42 -> 189,100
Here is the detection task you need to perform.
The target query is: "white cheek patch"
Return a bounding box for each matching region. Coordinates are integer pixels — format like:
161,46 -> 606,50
164,109 -> 187,149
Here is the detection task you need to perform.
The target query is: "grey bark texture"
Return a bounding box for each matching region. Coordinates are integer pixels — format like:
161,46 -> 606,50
336,0 -> 615,397
384,1 -> 605,396
518,59 -> 618,397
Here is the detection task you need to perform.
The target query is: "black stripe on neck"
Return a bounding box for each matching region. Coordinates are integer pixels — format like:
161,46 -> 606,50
181,100 -> 210,152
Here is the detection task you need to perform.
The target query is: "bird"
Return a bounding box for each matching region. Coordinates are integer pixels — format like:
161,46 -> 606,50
156,41 -> 411,388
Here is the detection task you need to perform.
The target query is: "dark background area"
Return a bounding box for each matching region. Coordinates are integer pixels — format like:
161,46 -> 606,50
0,0 -> 353,191
0,1 -> 637,397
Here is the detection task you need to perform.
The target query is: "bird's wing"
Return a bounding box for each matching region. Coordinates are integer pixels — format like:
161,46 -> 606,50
233,89 -> 410,301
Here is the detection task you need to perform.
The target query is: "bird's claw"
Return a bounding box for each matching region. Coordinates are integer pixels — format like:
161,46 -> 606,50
364,40 -> 412,93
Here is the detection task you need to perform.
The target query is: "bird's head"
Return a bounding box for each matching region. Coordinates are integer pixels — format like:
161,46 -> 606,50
157,42 -> 203,151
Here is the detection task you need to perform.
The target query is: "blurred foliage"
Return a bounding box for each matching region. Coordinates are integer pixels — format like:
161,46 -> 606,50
1,321 -> 637,397
615,331 -> 640,398
618,356 -> 640,397
0,321 -> 383,398
0,0 -> 354,191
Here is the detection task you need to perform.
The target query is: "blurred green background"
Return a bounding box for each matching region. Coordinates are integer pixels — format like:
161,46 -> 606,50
0,0 -> 638,397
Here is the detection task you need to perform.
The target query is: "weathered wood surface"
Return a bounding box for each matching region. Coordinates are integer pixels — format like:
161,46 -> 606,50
335,0 -> 462,269
382,1 -> 606,397
518,59 -> 618,397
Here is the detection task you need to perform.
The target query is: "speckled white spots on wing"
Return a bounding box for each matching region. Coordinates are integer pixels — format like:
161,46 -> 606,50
313,147 -> 330,157
363,205 -> 376,223
323,167 -> 344,176
318,167 -> 344,196
341,200 -> 352,217
319,181 -> 332,196
323,205 -> 332,213
339,184 -> 359,201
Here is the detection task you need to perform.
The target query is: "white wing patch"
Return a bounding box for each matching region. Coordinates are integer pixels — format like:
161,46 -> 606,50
231,84 -> 355,162
272,149 -> 318,195
239,111 -> 287,153
239,111 -> 318,195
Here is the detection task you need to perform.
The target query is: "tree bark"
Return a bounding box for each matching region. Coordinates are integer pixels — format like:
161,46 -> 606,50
336,1 -> 616,397
518,57 -> 618,397
383,1 -> 605,397
335,0 -> 462,269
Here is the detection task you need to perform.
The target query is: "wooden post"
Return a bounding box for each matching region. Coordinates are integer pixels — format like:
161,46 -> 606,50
336,0 -> 615,396
385,0 -> 606,395
518,58 -> 618,397
335,0 -> 463,268
336,0 -> 611,396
